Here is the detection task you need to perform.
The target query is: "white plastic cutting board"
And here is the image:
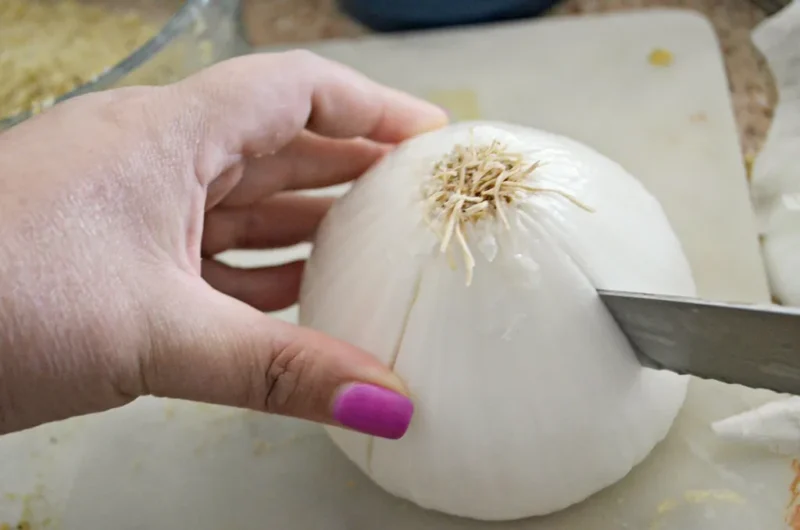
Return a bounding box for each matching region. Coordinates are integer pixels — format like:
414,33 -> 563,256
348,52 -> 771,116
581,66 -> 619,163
3,8 -> 789,530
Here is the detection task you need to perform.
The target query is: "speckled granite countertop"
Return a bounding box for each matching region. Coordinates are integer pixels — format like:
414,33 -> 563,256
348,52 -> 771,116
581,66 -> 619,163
241,0 -> 776,160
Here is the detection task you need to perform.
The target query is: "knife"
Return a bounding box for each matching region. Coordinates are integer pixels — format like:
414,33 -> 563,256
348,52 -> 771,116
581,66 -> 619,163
597,289 -> 800,396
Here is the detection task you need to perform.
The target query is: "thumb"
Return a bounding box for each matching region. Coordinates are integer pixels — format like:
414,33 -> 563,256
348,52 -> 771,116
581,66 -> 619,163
142,283 -> 414,440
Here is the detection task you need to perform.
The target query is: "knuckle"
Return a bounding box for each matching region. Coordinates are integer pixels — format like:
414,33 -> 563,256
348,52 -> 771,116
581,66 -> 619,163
262,341 -> 308,414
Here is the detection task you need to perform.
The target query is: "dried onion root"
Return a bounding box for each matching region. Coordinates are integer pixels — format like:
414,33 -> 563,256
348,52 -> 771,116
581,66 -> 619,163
421,133 -> 593,285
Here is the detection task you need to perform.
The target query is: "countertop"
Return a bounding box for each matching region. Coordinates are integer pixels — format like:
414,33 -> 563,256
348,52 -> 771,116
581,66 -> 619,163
241,0 -> 776,160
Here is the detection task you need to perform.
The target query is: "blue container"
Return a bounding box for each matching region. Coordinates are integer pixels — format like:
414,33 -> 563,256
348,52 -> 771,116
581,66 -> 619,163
338,0 -> 562,32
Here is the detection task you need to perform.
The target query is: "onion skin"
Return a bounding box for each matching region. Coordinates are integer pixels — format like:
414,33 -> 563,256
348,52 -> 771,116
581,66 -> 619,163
299,122 -> 696,521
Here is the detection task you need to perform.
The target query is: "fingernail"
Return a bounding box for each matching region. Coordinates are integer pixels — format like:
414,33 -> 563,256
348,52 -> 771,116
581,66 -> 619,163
416,108 -> 450,134
332,383 -> 414,440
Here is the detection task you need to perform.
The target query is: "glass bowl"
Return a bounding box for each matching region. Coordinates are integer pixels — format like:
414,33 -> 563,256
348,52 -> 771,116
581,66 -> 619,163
0,0 -> 249,131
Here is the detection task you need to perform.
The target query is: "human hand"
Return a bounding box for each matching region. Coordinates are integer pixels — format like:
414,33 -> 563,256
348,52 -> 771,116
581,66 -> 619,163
0,51 -> 447,437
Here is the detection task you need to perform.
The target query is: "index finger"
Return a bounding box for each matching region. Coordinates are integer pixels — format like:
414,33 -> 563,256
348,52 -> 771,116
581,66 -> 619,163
172,51 -> 448,182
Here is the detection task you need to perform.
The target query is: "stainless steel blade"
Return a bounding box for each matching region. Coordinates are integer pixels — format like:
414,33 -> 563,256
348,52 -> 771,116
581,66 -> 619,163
598,289 -> 800,395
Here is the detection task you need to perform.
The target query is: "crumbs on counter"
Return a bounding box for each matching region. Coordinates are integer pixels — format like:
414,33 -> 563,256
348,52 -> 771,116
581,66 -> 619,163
2,484 -> 59,529
656,498 -> 678,514
648,48 -> 674,67
682,489 -> 745,504
1,523 -> 31,530
648,489 -> 747,529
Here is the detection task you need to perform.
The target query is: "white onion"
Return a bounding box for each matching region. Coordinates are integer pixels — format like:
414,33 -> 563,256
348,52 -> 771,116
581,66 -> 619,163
760,197 -> 800,305
712,396 -> 800,456
298,122 -> 695,520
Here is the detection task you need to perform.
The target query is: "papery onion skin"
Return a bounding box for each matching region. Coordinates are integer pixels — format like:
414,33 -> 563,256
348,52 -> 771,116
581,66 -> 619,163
712,396 -> 800,457
760,199 -> 800,305
298,122 -> 696,521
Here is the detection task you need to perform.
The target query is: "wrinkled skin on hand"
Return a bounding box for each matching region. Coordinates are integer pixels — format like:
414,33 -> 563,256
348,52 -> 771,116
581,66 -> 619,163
0,51 -> 447,434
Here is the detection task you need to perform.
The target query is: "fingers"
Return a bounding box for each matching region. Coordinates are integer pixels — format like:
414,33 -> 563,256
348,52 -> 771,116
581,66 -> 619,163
201,259 -> 303,312
301,60 -> 447,142
203,193 -> 332,255
172,50 -> 447,184
143,282 -> 413,440
263,134 -> 387,192
218,132 -> 387,207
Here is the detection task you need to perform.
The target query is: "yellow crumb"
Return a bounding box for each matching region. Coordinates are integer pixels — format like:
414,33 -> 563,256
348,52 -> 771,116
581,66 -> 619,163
648,48 -> 674,67
684,489 -> 745,504
657,498 -> 678,514
253,441 -> 271,456
744,152 -> 756,181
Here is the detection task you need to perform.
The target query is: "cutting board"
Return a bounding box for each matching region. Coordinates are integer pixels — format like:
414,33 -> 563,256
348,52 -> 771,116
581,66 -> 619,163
4,8 -> 788,530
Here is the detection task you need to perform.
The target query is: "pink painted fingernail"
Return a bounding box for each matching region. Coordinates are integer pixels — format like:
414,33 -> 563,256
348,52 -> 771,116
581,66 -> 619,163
332,383 -> 414,440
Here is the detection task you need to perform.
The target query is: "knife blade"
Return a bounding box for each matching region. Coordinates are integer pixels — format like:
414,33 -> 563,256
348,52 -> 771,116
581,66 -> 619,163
597,289 -> 800,396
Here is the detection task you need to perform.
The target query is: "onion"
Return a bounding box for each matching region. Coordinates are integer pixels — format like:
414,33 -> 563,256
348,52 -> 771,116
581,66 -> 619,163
756,195 -> 800,305
298,122 -> 696,520
712,396 -> 800,457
